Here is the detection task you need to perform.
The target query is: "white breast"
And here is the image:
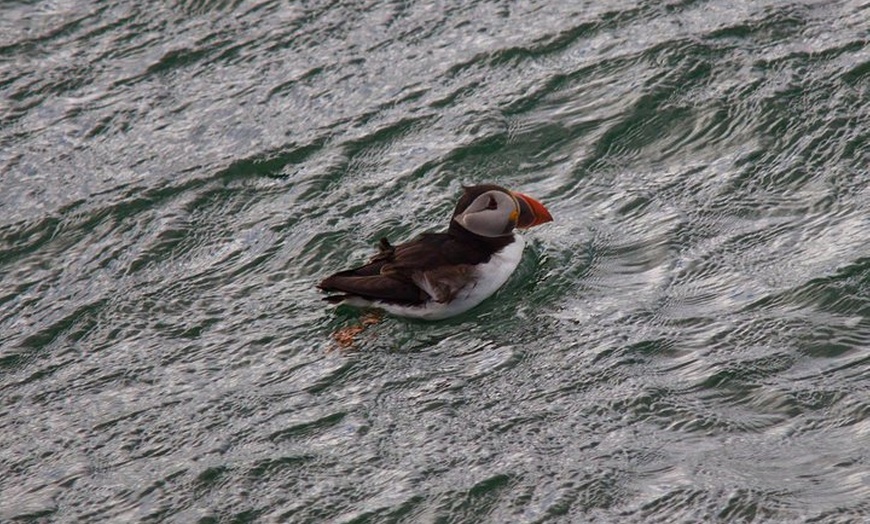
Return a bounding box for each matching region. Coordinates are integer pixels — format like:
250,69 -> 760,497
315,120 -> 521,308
378,235 -> 526,320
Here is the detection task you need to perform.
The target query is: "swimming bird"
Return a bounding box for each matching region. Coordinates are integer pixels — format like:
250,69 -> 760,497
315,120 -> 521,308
318,184 -> 553,320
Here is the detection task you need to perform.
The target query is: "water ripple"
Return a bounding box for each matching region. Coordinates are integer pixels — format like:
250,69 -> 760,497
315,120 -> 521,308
1,0 -> 869,521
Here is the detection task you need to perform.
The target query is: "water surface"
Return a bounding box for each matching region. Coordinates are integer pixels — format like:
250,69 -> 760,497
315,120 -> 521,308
1,0 -> 868,522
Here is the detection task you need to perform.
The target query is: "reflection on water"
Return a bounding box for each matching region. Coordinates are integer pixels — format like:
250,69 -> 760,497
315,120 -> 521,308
1,0 -> 868,521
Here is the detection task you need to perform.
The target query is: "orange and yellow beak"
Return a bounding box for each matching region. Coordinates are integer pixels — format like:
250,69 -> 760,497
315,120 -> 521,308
512,191 -> 553,229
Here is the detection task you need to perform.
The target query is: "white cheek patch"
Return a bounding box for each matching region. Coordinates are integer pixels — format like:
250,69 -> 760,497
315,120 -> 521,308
456,210 -> 511,238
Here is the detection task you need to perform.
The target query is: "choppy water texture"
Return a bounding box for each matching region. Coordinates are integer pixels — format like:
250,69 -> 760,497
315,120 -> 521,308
1,0 -> 869,522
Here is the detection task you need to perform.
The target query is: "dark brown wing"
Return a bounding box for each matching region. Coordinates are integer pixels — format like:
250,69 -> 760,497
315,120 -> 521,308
318,232 -> 494,306
318,273 -> 425,304
407,264 -> 475,303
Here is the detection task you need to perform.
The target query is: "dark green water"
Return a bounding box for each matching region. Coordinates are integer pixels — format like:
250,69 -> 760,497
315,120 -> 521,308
1,0 -> 868,522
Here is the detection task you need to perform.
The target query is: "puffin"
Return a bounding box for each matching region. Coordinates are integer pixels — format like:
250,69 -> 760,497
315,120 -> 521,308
318,184 -> 553,320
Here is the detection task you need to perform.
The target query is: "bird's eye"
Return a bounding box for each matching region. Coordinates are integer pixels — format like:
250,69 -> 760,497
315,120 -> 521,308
486,196 -> 498,210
